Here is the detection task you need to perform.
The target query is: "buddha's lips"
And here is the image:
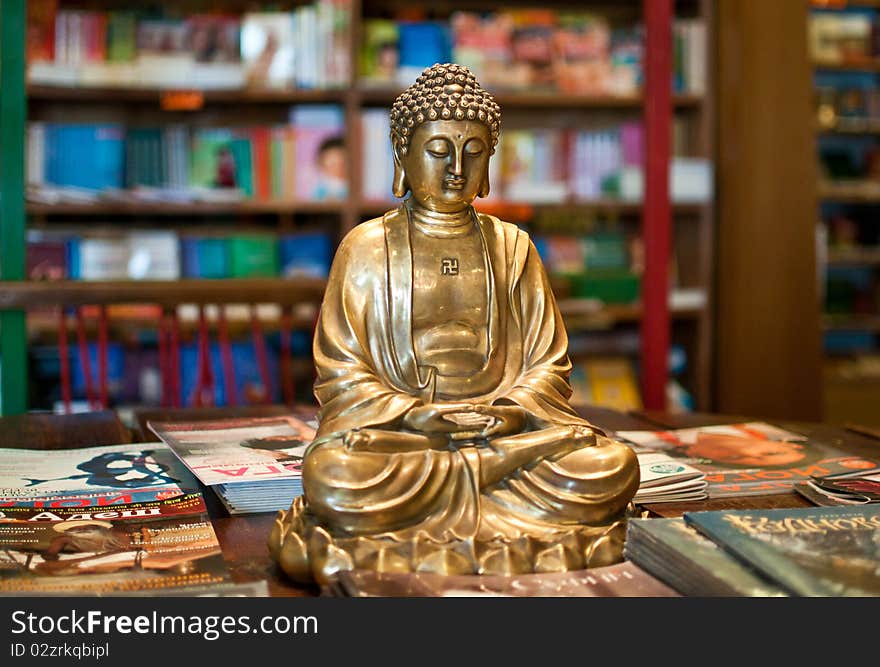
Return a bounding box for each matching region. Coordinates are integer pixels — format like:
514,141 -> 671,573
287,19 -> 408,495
444,177 -> 466,189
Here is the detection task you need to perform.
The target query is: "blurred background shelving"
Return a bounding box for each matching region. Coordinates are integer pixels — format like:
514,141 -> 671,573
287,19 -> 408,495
4,0 -> 716,416
810,0 -> 880,425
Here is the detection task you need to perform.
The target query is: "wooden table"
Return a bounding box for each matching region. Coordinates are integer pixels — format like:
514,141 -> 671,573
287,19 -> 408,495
5,404 -> 880,597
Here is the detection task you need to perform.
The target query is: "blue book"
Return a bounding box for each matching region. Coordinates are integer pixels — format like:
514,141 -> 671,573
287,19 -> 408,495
91,124 -> 126,190
181,237 -> 229,279
684,505 -> 880,597
397,22 -> 451,71
66,238 -> 81,280
278,232 -> 332,278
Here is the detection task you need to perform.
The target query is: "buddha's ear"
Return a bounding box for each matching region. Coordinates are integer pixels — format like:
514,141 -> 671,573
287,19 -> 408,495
391,137 -> 410,198
478,159 -> 491,198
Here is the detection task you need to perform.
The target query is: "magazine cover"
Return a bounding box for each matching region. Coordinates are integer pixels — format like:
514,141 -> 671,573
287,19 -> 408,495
615,421 -> 880,498
0,443 -> 194,505
684,505 -> 880,597
147,416 -> 316,487
0,493 -> 230,595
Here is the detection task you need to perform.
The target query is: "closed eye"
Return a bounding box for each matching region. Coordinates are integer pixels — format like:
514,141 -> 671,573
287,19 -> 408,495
426,139 -> 449,158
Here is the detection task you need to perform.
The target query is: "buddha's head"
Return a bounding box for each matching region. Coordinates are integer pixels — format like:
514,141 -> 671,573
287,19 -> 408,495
390,63 -> 501,213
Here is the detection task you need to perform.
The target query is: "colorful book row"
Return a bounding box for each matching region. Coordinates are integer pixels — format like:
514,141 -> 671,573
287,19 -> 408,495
26,230 -> 333,281
361,11 -> 706,96
26,0 -> 352,90
26,105 -> 347,202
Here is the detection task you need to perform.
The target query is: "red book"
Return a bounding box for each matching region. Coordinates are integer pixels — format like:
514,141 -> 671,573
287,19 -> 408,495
27,0 -> 58,63
251,126 -> 272,201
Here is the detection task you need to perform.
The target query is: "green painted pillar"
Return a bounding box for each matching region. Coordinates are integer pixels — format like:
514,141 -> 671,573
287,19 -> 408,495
0,0 -> 29,414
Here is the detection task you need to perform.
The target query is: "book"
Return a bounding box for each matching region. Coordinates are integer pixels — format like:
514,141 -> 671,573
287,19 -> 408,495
360,19 -> 399,85
330,561 -> 679,597
228,234 -> 278,277
27,0 -> 58,64
241,12 -> 295,88
684,505 -> 880,597
624,518 -> 787,597
147,416 -> 317,515
615,421 -> 880,498
279,231 -> 332,278
0,493 -> 230,595
180,236 -> 230,279
290,105 -> 347,201
185,15 -> 241,64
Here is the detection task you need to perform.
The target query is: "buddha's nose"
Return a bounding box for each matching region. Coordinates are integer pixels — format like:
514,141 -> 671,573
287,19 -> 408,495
449,149 -> 464,176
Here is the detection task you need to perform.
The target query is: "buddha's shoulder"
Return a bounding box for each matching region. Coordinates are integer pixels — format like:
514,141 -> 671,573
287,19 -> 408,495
475,212 -> 532,244
337,214 -> 394,256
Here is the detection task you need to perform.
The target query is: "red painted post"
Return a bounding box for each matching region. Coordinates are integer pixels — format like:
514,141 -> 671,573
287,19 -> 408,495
641,0 -> 672,410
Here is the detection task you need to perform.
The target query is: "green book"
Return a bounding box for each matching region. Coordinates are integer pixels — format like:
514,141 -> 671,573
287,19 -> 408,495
190,129 -> 254,196
107,11 -> 137,62
228,235 -> 278,277
582,232 -> 629,271
568,269 -> 640,303
684,505 -> 880,597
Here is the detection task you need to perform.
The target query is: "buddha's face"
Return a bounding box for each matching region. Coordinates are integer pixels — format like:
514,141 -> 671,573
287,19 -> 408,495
398,120 -> 491,213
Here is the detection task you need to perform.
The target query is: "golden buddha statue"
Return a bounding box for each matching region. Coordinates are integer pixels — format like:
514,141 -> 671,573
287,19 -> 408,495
270,64 -> 639,585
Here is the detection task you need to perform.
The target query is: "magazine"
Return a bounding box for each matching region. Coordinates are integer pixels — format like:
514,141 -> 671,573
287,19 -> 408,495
796,470 -> 880,507
0,443 -> 194,506
615,421 -> 880,498
624,518 -> 787,597
634,452 -> 707,503
330,561 -> 679,597
684,505 -> 880,597
0,493 -> 231,595
147,415 -> 316,514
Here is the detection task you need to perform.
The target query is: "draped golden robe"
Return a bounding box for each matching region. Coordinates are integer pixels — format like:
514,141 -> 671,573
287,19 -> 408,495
270,206 -> 638,582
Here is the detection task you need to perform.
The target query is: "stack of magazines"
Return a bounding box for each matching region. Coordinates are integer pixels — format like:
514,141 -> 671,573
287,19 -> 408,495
634,451 -> 707,503
148,416 -> 316,515
626,505 -> 880,597
0,443 -> 249,595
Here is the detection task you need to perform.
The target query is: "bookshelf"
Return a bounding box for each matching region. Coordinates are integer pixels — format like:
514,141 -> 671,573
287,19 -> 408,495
809,0 -> 880,425
2,0 -> 716,414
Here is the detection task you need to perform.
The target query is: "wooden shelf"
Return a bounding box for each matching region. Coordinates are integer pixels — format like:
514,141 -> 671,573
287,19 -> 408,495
26,309 -> 320,338
28,198 -> 711,219
818,180 -> 880,203
812,59 -> 880,73
0,278 -> 327,310
823,315 -> 880,332
357,87 -> 703,109
27,84 -> 704,110
26,200 -> 348,217
558,299 -> 704,329
817,121 -> 880,135
827,247 -> 880,265
27,84 -> 347,105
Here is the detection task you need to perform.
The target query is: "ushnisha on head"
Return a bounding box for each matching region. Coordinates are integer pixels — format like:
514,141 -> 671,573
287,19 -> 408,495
390,63 -> 502,208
